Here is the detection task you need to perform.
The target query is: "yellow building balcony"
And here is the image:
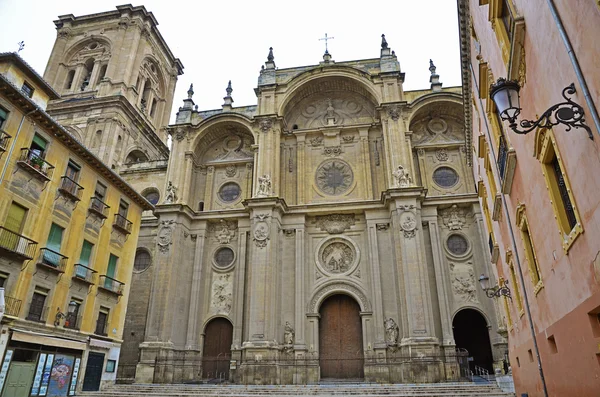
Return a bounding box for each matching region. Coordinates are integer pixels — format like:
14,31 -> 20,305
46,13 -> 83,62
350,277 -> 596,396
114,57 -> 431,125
4,295 -> 22,317
36,247 -> 68,273
72,263 -> 97,285
89,196 -> 110,219
58,176 -> 84,202
0,129 -> 11,155
98,275 -> 124,296
0,226 -> 37,260
16,148 -> 55,181
113,214 -> 132,235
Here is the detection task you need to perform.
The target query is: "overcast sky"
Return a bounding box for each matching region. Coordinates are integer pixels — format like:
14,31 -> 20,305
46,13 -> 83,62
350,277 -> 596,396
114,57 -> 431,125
0,0 -> 461,123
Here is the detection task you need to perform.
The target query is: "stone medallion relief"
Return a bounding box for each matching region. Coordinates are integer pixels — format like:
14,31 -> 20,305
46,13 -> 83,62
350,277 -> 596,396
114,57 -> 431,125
315,236 -> 360,276
210,272 -> 233,315
449,261 -> 478,304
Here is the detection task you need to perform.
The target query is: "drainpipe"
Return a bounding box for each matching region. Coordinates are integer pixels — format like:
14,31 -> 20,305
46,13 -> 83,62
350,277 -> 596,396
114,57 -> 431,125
471,64 -> 549,397
546,0 -> 600,137
0,108 -> 38,185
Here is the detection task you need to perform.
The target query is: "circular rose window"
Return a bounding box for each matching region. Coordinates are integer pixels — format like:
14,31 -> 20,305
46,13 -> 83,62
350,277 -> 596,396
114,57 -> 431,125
433,167 -> 459,188
218,182 -> 241,202
447,234 -> 469,256
315,160 -> 353,196
315,236 -> 360,275
214,247 -> 235,268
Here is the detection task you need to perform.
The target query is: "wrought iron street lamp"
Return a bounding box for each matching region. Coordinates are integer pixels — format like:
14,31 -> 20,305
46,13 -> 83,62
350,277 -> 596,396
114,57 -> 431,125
479,274 -> 512,300
490,78 -> 593,140
54,300 -> 78,326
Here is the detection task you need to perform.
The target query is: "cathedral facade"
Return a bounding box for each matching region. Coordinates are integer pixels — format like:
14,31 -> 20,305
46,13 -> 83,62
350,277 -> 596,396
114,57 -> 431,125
40,5 -> 507,385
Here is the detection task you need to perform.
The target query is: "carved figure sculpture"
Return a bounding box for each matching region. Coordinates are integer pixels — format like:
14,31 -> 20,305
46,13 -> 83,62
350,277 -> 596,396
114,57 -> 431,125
256,174 -> 271,197
392,165 -> 413,188
384,318 -> 399,346
284,321 -> 295,345
164,181 -> 177,204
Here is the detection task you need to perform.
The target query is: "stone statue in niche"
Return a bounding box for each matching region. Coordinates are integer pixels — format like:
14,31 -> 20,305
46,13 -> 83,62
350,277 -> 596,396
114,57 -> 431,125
392,165 -> 413,188
256,174 -> 271,197
284,322 -> 295,345
164,181 -> 177,204
384,318 -> 399,348
326,98 -> 336,126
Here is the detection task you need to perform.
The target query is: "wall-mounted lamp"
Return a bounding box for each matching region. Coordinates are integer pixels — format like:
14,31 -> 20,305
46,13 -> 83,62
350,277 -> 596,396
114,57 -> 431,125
54,300 -> 78,326
479,274 -> 512,300
490,78 -> 593,140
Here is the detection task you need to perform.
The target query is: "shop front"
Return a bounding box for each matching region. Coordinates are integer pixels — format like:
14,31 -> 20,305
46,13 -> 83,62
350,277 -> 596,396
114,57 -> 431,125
0,330 -> 85,397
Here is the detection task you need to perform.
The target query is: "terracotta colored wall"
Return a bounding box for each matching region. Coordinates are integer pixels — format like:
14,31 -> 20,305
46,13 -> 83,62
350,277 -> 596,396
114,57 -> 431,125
468,0 -> 600,396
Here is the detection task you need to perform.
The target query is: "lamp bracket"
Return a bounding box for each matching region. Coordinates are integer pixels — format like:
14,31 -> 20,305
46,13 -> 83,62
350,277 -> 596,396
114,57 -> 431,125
507,84 -> 593,140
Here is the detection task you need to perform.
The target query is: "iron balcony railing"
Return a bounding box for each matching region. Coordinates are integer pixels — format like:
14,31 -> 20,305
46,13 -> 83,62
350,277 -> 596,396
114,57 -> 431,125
113,214 -> 132,234
37,247 -> 68,273
497,135 -> 508,180
0,130 -> 11,152
73,263 -> 97,284
58,176 -> 84,201
64,313 -> 81,330
89,196 -> 110,219
17,148 -> 55,180
4,295 -> 22,317
99,275 -> 124,295
0,226 -> 37,259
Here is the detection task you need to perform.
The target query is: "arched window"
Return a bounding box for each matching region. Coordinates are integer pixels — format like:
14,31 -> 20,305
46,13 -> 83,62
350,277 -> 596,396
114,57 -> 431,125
198,201 -> 205,212
65,70 -> 75,90
125,150 -> 149,164
81,58 -> 95,91
150,98 -> 158,117
97,64 -> 107,84
133,250 -> 151,272
141,79 -> 152,112
142,189 -> 160,205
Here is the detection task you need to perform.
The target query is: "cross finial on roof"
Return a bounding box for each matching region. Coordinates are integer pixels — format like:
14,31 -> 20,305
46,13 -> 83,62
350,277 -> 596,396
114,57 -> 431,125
17,41 -> 25,53
226,80 -> 233,97
319,33 -> 334,53
429,59 -> 436,75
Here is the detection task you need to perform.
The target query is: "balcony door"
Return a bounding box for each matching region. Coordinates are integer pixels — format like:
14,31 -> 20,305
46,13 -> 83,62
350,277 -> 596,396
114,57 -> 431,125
43,223 -> 63,267
2,203 -> 27,252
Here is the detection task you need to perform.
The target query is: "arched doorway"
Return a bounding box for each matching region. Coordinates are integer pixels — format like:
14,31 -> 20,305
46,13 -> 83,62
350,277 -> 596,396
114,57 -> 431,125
319,294 -> 364,379
452,309 -> 494,373
202,318 -> 233,380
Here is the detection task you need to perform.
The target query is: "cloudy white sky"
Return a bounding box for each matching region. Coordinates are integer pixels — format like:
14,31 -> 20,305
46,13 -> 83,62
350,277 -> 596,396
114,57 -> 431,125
0,0 -> 461,122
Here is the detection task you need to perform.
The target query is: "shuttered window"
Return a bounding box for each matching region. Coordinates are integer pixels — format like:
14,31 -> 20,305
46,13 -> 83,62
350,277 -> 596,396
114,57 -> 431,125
0,107 -> 8,128
46,223 -> 64,252
5,203 -> 27,233
79,240 -> 93,266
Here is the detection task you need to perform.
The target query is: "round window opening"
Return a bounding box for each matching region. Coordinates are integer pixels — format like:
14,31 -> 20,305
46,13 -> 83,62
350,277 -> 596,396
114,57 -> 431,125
218,182 -> 241,203
447,234 -> 469,256
315,160 -> 354,196
144,190 -> 160,205
433,167 -> 459,188
214,247 -> 235,268
134,250 -> 151,271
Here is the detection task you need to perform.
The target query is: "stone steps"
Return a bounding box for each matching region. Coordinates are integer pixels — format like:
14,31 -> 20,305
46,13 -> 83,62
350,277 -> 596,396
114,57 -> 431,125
78,383 -> 515,397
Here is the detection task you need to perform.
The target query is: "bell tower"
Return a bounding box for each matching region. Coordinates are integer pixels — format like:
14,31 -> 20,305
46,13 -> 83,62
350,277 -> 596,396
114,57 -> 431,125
43,4 -> 183,170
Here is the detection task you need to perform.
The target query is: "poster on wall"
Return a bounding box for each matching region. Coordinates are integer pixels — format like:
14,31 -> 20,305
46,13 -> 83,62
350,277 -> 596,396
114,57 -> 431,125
39,353 -> 54,396
0,349 -> 13,393
31,353 -> 48,396
68,358 -> 80,396
47,354 -> 74,397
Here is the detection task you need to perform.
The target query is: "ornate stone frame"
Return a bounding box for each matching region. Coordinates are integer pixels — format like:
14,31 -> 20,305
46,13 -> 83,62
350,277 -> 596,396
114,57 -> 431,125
443,232 -> 472,260
216,180 -> 243,205
432,165 -> 460,189
211,245 -> 237,273
307,281 -> 371,313
314,235 -> 360,277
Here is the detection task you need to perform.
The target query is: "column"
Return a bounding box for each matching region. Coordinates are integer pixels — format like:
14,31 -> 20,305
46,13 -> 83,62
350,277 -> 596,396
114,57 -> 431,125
185,227 -> 207,350
296,134 -> 306,204
204,167 -> 215,210
359,128 -> 374,199
232,229 -> 249,348
294,225 -> 306,349
365,218 -> 386,348
180,152 -> 193,206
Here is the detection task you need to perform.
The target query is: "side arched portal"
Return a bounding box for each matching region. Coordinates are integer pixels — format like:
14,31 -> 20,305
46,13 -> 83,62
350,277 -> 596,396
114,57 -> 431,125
452,308 -> 494,373
319,294 -> 364,379
202,317 -> 233,380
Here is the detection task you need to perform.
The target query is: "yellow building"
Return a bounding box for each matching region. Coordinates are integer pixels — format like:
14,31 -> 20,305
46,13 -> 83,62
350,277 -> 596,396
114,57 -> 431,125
0,52 -> 152,397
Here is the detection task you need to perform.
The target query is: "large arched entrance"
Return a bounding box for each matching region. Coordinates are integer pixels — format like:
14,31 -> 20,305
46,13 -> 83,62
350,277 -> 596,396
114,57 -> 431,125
452,309 -> 494,373
202,317 -> 233,380
319,294 -> 364,379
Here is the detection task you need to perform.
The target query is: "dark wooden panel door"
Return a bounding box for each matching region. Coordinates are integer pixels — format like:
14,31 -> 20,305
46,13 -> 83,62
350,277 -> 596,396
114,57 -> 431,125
202,318 -> 233,379
82,353 -> 104,391
319,294 -> 364,379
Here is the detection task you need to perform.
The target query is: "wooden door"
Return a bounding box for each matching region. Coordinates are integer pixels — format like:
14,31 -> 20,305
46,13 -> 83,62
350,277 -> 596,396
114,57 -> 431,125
2,362 -> 35,397
319,294 -> 364,379
202,318 -> 233,380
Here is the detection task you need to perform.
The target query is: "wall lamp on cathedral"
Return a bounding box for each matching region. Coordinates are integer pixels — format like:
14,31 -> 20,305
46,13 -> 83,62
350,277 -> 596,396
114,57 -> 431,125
479,274 -> 512,300
490,78 -> 593,140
